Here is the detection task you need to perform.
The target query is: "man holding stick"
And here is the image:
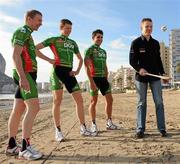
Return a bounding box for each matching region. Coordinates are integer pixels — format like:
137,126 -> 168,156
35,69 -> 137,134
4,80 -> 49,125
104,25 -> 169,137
129,18 -> 168,138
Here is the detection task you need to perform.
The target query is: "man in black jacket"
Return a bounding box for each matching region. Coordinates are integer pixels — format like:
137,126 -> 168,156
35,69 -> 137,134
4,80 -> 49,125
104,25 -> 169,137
129,18 -> 167,138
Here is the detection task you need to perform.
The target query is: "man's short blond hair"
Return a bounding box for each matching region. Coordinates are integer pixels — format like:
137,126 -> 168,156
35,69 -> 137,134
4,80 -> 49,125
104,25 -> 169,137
25,9 -> 42,21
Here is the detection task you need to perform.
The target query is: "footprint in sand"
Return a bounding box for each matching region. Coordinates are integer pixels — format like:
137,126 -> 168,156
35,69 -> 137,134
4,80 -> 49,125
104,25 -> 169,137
83,142 -> 91,145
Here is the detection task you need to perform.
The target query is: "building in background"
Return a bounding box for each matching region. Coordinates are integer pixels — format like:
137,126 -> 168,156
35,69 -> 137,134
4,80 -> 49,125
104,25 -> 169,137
169,29 -> 180,84
42,82 -> 51,92
110,66 -> 135,92
160,42 -> 170,77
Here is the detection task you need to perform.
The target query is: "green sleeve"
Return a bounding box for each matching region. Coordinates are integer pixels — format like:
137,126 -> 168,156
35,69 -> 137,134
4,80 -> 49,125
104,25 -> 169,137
42,37 -> 54,47
84,48 -> 92,59
104,50 -> 107,59
12,28 -> 29,46
74,41 -> 80,54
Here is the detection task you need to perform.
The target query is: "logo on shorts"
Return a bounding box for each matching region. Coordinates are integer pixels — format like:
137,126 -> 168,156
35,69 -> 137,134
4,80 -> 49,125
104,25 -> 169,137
72,84 -> 80,91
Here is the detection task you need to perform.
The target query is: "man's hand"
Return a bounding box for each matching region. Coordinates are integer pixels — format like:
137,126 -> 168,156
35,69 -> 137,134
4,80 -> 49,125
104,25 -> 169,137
48,59 -> 55,65
69,70 -> 79,76
162,79 -> 169,84
19,76 -> 30,92
139,68 -> 147,76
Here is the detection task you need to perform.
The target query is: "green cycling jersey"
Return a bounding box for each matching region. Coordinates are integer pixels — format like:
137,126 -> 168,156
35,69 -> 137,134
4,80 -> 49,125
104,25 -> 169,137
42,35 -> 79,68
12,25 -> 37,72
84,44 -> 107,77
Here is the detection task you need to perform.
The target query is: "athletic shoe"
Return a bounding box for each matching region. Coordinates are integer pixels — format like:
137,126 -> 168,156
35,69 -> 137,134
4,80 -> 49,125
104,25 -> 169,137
91,123 -> 98,136
80,124 -> 92,136
19,146 -> 42,160
160,130 -> 167,137
106,119 -> 120,130
55,129 -> 65,142
5,145 -> 21,156
135,131 -> 144,139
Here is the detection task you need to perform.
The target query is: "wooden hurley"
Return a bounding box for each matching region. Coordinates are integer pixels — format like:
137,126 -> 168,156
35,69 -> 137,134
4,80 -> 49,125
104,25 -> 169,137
145,73 -> 171,80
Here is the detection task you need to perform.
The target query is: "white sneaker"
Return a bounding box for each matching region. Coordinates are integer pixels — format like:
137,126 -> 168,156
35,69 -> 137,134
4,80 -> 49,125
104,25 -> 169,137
55,129 -> 65,142
27,146 -> 43,156
19,146 -> 42,160
91,123 -> 98,136
80,124 -> 91,136
106,119 -> 120,130
6,145 -> 21,156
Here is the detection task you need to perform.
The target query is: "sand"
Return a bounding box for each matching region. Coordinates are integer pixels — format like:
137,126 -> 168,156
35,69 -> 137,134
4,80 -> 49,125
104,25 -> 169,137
0,90 -> 180,163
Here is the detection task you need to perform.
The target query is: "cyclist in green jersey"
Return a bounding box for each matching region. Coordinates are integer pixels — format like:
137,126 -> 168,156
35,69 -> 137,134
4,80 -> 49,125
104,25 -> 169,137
36,19 -> 91,141
6,10 -> 55,160
84,29 -> 120,136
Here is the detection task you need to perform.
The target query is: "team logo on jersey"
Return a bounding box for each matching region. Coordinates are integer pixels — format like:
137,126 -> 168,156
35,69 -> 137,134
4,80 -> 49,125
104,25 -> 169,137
20,27 -> 26,33
64,42 -> 74,49
57,38 -> 64,44
93,49 -> 98,56
98,51 -> 106,58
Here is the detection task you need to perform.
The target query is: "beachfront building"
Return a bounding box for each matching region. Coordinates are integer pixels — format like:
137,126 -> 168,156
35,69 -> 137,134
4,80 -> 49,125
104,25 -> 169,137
42,82 -> 51,92
160,42 -> 170,77
170,29 -> 180,84
111,66 -> 135,91
37,82 -> 43,92
123,67 -> 135,89
79,80 -> 90,92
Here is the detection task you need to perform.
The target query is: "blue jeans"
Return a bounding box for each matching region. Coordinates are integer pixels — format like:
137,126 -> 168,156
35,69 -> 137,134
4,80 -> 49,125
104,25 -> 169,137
135,80 -> 166,133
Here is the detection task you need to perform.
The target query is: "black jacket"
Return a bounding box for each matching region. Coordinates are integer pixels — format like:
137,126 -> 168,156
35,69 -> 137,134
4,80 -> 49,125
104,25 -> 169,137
129,35 -> 165,82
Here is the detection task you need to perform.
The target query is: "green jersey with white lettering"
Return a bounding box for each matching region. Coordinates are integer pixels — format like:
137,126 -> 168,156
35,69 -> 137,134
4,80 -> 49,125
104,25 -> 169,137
42,35 -> 79,68
84,44 -> 107,77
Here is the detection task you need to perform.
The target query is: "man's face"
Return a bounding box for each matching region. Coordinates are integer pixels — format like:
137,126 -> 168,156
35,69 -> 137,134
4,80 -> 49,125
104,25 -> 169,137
61,24 -> 72,36
141,21 -> 153,36
93,33 -> 103,46
28,14 -> 42,31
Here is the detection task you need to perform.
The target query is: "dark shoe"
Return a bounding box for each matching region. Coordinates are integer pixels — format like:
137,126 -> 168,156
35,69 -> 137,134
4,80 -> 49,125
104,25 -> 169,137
160,130 -> 167,137
135,131 -> 144,139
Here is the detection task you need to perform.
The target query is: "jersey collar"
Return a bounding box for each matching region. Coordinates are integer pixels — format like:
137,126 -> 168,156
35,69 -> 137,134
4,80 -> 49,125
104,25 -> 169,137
141,35 -> 152,41
93,44 -> 100,49
24,25 -> 33,33
60,34 -> 68,40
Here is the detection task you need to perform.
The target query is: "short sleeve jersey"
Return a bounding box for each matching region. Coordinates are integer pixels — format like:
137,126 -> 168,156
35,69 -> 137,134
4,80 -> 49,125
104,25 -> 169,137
42,35 -> 79,68
84,44 -> 107,77
12,25 -> 37,72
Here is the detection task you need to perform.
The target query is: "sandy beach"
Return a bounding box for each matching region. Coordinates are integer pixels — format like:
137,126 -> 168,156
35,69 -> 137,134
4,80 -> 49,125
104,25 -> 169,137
0,90 -> 180,163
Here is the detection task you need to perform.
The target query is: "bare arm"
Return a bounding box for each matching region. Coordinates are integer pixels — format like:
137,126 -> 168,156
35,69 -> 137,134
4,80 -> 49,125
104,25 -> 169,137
105,63 -> 108,79
84,58 -> 97,90
36,43 -> 55,64
69,52 -> 83,76
13,45 -> 30,91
